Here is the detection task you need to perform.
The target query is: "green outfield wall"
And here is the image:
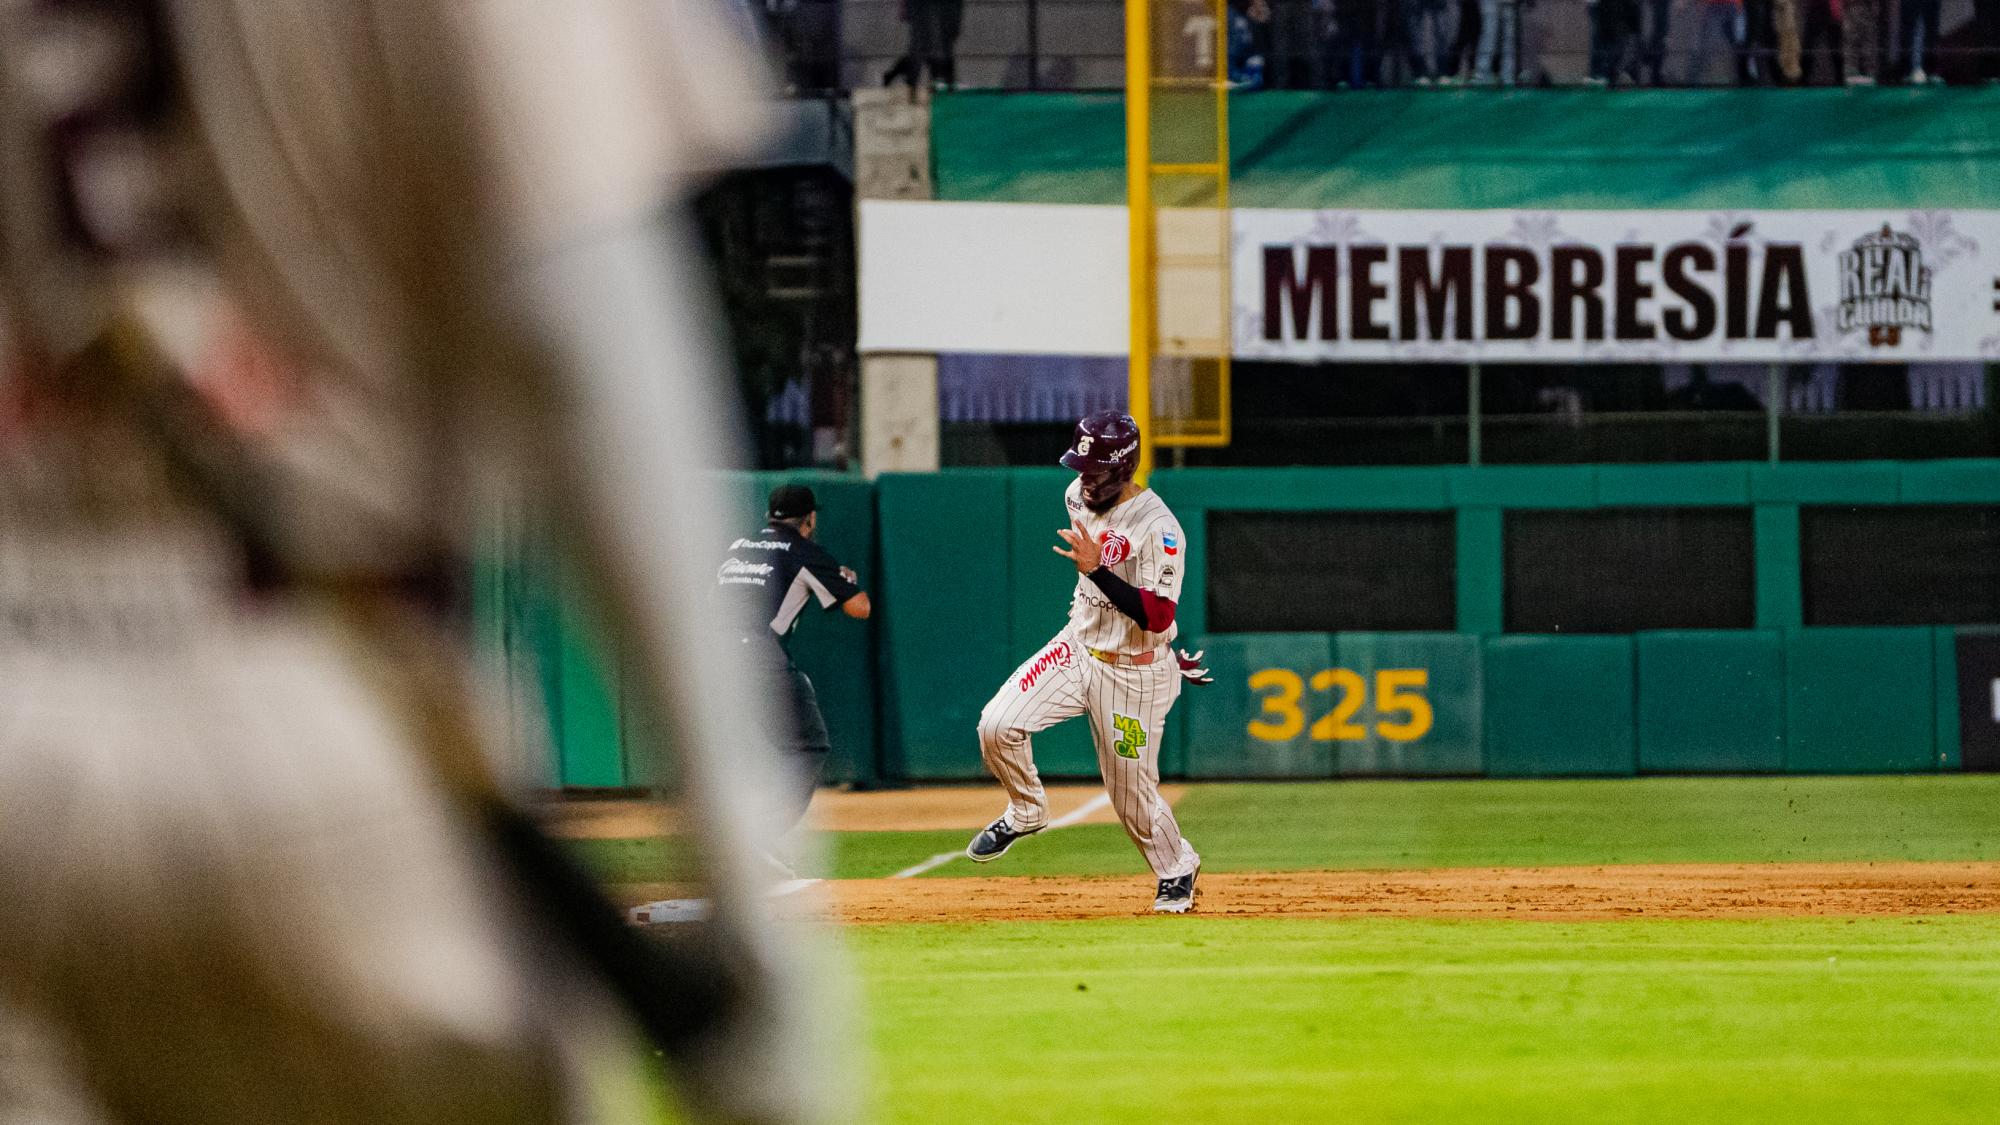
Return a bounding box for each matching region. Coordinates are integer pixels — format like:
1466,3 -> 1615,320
929,89 -> 2000,210
495,462 -> 2000,786
479,470 -> 879,789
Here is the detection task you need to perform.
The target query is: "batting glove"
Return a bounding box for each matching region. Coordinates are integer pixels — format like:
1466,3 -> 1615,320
1175,648 -> 1214,686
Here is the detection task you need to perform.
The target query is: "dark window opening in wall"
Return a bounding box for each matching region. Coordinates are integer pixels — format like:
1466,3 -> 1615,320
1802,505 -> 2000,626
697,167 -> 857,470
1189,362 -> 1471,466
1505,508 -> 1755,632
1208,511 -> 1456,632
1481,364 -> 1769,463
1781,363 -> 2000,461
935,356 -> 2000,468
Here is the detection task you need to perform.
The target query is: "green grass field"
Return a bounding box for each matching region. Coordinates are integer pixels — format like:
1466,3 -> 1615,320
578,775 -> 2000,882
833,776 -> 2000,1123
852,915 -> 2000,1124
582,776 -> 2000,1122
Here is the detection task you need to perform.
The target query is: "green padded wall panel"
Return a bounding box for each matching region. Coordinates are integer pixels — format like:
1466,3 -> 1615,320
1783,627 -> 1937,773
1332,633 -> 1484,776
1181,633 -> 1339,778
1483,636 -> 1637,777
555,571 -> 625,787
1936,627 -> 1962,771
1636,631 -> 1785,773
876,472 -> 1013,779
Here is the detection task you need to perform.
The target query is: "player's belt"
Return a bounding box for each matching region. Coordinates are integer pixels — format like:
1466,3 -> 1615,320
1086,646 -> 1160,667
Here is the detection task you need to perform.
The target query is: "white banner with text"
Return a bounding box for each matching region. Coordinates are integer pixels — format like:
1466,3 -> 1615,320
859,202 -> 2000,363
1241,209 -> 2000,363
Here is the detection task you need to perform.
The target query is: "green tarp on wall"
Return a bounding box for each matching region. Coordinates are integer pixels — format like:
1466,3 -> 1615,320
932,89 -> 2000,210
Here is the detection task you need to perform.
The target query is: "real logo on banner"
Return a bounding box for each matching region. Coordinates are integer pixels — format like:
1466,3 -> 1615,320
1837,225 -> 1933,348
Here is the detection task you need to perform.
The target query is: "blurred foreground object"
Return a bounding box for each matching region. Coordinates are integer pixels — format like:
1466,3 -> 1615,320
0,1 -> 848,1122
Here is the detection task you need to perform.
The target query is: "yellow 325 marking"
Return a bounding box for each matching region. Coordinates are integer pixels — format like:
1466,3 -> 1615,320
1246,668 -> 1306,741
1248,667 -> 1434,744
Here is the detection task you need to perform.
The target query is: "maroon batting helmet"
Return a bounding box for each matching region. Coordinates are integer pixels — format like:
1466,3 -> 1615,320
1060,410 -> 1141,511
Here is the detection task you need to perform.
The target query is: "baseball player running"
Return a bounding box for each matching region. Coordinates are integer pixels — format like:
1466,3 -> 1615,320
966,411 -> 1213,913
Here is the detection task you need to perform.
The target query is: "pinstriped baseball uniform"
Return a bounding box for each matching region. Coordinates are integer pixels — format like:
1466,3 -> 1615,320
976,480 -> 1199,880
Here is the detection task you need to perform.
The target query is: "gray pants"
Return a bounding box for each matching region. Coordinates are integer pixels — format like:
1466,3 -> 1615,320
745,637 -> 832,829
1842,0 -> 1880,77
1474,0 -> 1519,82
1403,0 -> 1451,78
1688,1 -> 1745,82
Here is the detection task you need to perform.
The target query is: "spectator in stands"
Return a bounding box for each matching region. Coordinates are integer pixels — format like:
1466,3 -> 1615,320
1741,0 -> 1777,79
1228,0 -> 1273,86
1798,0 -> 1843,81
1664,367 -> 1765,411
1896,0 -> 1944,80
1589,0 -> 1643,82
1774,0 -> 1804,81
1687,0 -> 1747,81
882,0 -> 965,89
1472,0 -> 1521,82
1970,0 -> 2000,82
1637,0 -> 1675,83
1331,0 -> 1384,85
1269,0 -> 1329,87
1841,0 -> 1879,80
1444,0 -> 1482,79
1399,0 -> 1452,81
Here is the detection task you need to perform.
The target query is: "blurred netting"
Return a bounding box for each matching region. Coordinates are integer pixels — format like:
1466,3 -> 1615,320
1802,505 -> 2000,626
1207,510 -> 1457,631
1504,507 -> 1755,632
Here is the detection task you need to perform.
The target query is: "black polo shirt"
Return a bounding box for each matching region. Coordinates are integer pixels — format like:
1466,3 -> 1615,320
716,522 -> 861,639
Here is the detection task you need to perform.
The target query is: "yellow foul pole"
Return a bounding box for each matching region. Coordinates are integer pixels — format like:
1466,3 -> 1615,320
1125,0 -> 1154,485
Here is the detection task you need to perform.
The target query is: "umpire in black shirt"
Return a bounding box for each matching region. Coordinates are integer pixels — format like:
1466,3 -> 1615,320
718,485 -> 871,840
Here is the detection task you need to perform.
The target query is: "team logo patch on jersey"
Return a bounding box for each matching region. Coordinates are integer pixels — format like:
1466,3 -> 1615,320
1098,530 -> 1131,567
1018,640 -> 1076,692
1162,531 -> 1179,556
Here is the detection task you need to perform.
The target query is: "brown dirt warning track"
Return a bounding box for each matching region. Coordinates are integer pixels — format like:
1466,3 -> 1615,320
823,862 -> 2000,924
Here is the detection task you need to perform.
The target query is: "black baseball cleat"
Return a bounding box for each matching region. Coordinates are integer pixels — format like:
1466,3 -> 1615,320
965,816 -> 1042,863
1152,865 -> 1199,913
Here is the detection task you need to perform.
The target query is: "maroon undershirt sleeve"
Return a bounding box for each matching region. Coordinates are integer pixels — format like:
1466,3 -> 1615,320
1085,566 -> 1177,634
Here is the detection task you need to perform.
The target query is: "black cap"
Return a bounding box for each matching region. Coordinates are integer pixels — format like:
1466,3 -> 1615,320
768,484 -> 817,521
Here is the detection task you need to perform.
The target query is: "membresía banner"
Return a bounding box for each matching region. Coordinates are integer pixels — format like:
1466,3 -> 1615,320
1240,210 -> 2000,363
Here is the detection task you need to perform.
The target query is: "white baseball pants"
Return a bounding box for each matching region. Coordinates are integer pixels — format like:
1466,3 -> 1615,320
976,632 -> 1199,880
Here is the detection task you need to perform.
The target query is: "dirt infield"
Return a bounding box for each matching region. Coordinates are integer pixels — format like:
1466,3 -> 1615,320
822,862 -> 2000,924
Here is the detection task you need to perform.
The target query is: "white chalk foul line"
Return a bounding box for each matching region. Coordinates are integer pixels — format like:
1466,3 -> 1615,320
888,792 -> 1113,880
1047,791 -> 1114,830
887,850 -> 961,880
